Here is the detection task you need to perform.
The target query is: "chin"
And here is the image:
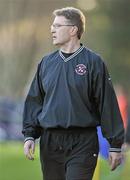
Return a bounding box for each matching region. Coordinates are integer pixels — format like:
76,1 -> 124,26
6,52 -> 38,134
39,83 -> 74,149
53,41 -> 60,46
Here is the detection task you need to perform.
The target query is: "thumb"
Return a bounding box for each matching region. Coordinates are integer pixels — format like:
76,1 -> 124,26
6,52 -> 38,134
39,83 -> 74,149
109,154 -> 115,170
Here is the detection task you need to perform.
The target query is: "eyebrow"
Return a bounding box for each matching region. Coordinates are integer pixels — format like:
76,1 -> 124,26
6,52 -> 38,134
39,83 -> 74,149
51,23 -> 75,27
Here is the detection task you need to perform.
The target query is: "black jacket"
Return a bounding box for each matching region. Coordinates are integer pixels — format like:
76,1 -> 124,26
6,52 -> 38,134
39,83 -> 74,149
22,45 -> 124,148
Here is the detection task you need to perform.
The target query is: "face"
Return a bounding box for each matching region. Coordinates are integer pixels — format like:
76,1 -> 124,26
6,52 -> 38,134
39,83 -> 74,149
51,16 -> 75,46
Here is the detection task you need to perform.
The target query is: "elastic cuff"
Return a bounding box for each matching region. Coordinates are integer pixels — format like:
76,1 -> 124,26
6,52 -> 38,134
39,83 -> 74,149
109,148 -> 121,152
24,137 -> 35,143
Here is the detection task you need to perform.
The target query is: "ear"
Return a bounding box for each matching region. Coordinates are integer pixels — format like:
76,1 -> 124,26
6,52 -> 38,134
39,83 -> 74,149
70,26 -> 78,37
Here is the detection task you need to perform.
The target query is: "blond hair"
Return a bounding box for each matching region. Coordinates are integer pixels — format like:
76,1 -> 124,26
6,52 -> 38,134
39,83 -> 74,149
53,7 -> 86,39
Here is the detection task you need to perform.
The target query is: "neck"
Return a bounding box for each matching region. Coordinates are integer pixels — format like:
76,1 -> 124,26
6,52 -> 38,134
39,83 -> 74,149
60,39 -> 81,53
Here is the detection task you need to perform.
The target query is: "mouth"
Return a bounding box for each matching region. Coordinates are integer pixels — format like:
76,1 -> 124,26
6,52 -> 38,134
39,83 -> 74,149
52,35 -> 57,40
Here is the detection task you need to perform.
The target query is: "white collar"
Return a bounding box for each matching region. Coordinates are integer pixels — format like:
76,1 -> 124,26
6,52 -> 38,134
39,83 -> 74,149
59,45 -> 85,62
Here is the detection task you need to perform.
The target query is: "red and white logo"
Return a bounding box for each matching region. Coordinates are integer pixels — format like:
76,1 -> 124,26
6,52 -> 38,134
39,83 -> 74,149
75,64 -> 87,75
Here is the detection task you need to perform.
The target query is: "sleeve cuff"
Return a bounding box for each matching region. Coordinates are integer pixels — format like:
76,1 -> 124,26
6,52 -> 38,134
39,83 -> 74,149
24,137 -> 35,143
109,148 -> 122,152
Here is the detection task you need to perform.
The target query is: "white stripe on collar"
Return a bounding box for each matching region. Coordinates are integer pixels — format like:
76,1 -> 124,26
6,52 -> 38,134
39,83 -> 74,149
59,45 -> 85,62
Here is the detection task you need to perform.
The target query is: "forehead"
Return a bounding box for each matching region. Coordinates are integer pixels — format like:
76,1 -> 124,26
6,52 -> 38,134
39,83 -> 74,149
53,16 -> 69,24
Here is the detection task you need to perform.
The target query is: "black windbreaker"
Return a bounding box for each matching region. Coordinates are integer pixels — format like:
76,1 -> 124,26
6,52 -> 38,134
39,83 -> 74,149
22,45 -> 124,148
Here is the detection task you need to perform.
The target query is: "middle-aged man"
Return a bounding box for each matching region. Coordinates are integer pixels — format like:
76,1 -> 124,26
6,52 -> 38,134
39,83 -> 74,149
22,7 -> 124,180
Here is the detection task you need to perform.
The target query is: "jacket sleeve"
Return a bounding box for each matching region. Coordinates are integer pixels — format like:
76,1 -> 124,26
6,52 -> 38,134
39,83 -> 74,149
92,56 -> 124,148
22,61 -> 45,139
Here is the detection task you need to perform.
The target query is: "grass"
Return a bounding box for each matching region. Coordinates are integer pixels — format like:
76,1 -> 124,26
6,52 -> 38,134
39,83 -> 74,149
0,142 -> 130,180
0,142 -> 42,180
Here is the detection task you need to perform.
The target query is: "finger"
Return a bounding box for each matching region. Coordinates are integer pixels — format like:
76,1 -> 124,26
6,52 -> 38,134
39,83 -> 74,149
111,163 -> 117,171
111,159 -> 121,171
31,143 -> 35,154
26,153 -> 34,160
24,148 -> 31,160
110,159 -> 116,171
108,155 -> 116,171
24,145 -> 29,156
25,149 -> 34,160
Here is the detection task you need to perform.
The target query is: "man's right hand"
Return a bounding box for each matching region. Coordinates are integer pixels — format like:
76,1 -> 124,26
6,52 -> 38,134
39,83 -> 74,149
24,140 -> 35,160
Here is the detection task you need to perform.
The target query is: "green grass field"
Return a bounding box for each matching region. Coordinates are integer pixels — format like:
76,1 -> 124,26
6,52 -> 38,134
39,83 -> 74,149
0,142 -> 130,180
0,142 -> 42,180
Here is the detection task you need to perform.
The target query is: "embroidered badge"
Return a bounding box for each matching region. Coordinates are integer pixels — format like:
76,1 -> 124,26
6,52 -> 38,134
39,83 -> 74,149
75,64 -> 87,75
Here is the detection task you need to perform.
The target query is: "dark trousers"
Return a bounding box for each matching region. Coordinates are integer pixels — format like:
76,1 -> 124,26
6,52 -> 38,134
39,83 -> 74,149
40,128 -> 99,180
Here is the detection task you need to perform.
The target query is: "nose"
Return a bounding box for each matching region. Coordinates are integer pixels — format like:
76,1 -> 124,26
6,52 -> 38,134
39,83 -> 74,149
51,25 -> 56,33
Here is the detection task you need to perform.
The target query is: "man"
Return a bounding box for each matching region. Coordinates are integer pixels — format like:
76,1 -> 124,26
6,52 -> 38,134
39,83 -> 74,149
22,7 -> 124,180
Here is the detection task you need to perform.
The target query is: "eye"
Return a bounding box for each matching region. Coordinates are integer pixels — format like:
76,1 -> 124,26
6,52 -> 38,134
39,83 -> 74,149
51,24 -> 61,28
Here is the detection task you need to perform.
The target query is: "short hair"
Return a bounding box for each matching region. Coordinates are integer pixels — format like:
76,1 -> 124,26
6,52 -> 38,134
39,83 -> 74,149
53,7 -> 86,39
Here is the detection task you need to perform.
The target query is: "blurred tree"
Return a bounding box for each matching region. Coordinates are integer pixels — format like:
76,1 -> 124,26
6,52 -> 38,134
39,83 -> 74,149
86,0 -> 130,94
101,0 -> 130,85
0,0 -> 76,98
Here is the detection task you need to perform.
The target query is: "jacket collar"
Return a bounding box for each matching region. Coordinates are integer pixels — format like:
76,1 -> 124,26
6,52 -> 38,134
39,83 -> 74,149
59,44 -> 85,62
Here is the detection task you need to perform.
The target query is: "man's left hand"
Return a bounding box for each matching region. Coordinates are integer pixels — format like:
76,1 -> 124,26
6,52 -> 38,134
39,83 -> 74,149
108,151 -> 123,171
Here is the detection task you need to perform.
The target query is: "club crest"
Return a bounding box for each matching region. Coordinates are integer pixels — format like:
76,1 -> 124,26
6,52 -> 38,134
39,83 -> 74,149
75,64 -> 87,75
